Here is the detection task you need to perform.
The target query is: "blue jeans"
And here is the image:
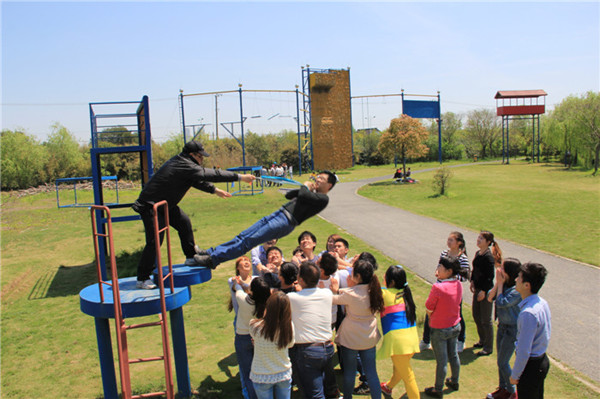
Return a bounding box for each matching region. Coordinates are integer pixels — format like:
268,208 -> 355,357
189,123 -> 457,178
235,333 -> 257,399
253,379 -> 291,399
291,343 -> 337,399
430,323 -> 461,391
209,210 -> 296,267
497,324 -> 518,393
340,346 -> 381,399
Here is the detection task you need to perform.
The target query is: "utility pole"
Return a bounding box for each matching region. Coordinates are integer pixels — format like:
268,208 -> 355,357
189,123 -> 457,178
215,94 -> 221,140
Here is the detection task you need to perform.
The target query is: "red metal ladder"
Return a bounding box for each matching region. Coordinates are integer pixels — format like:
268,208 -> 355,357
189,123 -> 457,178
90,202 -> 175,399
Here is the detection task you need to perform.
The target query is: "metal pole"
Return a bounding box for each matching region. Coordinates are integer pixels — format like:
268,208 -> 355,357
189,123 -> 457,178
296,86 -> 302,176
215,94 -> 220,140
437,92 -> 442,164
537,115 -> 540,163
179,90 -> 186,143
506,117 -> 510,164
532,115 -> 535,162
238,85 -> 246,167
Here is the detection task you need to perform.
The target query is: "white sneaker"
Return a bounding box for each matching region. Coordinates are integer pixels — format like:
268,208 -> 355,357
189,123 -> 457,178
457,341 -> 465,353
136,279 -> 157,289
419,340 -> 431,351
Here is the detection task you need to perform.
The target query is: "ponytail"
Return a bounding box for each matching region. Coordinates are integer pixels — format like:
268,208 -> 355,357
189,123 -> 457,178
403,285 -> 417,326
368,274 -> 385,314
385,265 -> 417,325
481,230 -> 502,265
354,260 -> 384,314
491,241 -> 503,266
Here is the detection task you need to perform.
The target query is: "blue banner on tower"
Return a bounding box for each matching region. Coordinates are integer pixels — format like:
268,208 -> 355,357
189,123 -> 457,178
403,99 -> 440,119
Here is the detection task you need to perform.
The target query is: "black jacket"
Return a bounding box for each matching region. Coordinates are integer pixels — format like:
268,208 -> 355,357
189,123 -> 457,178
135,153 -> 238,209
282,185 -> 329,225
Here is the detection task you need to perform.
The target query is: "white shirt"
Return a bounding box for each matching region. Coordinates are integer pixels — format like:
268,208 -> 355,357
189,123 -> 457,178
235,289 -> 255,335
288,287 -> 333,344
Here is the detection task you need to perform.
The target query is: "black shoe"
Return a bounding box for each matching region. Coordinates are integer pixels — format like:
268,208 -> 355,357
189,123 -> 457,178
424,387 -> 443,398
353,381 -> 370,395
473,342 -> 484,348
476,349 -> 492,356
194,245 -> 209,255
193,254 -> 215,269
444,378 -> 459,391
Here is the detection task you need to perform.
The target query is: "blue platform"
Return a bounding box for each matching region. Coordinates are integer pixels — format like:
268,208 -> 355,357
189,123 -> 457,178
153,264 -> 212,288
79,277 -> 193,399
80,277 -> 192,318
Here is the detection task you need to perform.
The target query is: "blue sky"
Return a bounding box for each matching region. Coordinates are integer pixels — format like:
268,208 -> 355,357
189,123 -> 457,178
2,1 -> 598,143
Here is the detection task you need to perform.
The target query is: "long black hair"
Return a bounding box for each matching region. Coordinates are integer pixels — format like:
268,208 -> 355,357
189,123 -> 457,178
384,265 -> 417,325
353,260 -> 384,314
248,277 -> 271,318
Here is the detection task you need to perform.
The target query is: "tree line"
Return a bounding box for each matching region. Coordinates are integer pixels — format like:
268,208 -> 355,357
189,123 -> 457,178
1,91 -> 597,190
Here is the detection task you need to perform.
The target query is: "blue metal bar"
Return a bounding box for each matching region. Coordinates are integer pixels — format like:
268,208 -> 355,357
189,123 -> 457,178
348,68 -> 355,167
94,317 -> 119,399
94,113 -> 138,118
296,87 -> 302,177
438,92 -> 442,164
170,307 -> 191,398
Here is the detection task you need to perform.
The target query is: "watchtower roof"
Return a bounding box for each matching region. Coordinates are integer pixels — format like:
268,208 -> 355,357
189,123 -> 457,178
495,90 -> 547,99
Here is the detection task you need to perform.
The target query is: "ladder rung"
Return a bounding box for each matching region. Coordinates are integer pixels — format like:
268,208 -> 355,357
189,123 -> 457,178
129,355 -> 165,364
126,321 -> 162,330
132,390 -> 167,399
301,124 -> 310,127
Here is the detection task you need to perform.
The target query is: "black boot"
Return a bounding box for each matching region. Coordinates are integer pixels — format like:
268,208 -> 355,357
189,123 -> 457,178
193,254 -> 215,269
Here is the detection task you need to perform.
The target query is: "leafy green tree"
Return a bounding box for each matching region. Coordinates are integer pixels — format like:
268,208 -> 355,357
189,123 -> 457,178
44,123 -> 86,180
245,131 -> 271,166
463,109 -> 501,158
426,112 -> 464,161
354,129 -> 384,165
545,91 -> 600,174
1,130 -> 48,189
378,115 -> 429,175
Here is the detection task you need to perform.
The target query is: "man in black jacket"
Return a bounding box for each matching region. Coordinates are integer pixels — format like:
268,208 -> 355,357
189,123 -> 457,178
132,141 -> 255,289
193,171 -> 337,269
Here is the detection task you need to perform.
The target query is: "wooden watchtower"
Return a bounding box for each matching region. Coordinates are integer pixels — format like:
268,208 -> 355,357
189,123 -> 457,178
495,90 -> 547,164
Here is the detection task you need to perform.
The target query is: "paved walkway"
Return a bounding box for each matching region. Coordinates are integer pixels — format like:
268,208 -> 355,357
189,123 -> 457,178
319,170 -> 600,383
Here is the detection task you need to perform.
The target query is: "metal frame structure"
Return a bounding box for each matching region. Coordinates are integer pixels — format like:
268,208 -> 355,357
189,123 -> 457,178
495,90 -> 547,164
55,175 -> 119,208
226,166 -> 264,196
351,90 -> 443,163
89,95 -> 154,280
179,86 -> 306,173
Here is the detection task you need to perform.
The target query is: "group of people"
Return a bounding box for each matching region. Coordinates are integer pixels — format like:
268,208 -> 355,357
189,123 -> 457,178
130,141 -> 551,399
261,163 -> 294,186
225,230 -> 551,399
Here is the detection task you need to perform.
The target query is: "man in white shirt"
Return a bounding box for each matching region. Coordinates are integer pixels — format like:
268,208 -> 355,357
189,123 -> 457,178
288,262 -> 340,399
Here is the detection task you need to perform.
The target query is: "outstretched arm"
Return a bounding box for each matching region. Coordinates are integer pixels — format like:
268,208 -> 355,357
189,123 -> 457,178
214,188 -> 232,198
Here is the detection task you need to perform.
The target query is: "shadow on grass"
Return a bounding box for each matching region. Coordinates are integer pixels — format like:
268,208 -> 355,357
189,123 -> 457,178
29,249 -> 142,299
217,352 -> 238,379
413,346 -> 479,366
194,373 -> 241,398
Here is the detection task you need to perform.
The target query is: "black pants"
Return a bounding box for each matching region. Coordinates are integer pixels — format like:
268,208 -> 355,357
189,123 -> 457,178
517,353 -> 549,399
137,205 -> 195,281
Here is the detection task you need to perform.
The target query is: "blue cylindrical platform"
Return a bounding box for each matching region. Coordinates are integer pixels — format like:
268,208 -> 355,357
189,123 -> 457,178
153,265 -> 212,288
80,277 -> 193,399
80,277 -> 192,318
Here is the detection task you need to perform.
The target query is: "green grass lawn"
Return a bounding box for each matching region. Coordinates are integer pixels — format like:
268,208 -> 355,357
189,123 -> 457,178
1,182 -> 598,398
358,160 -> 600,266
